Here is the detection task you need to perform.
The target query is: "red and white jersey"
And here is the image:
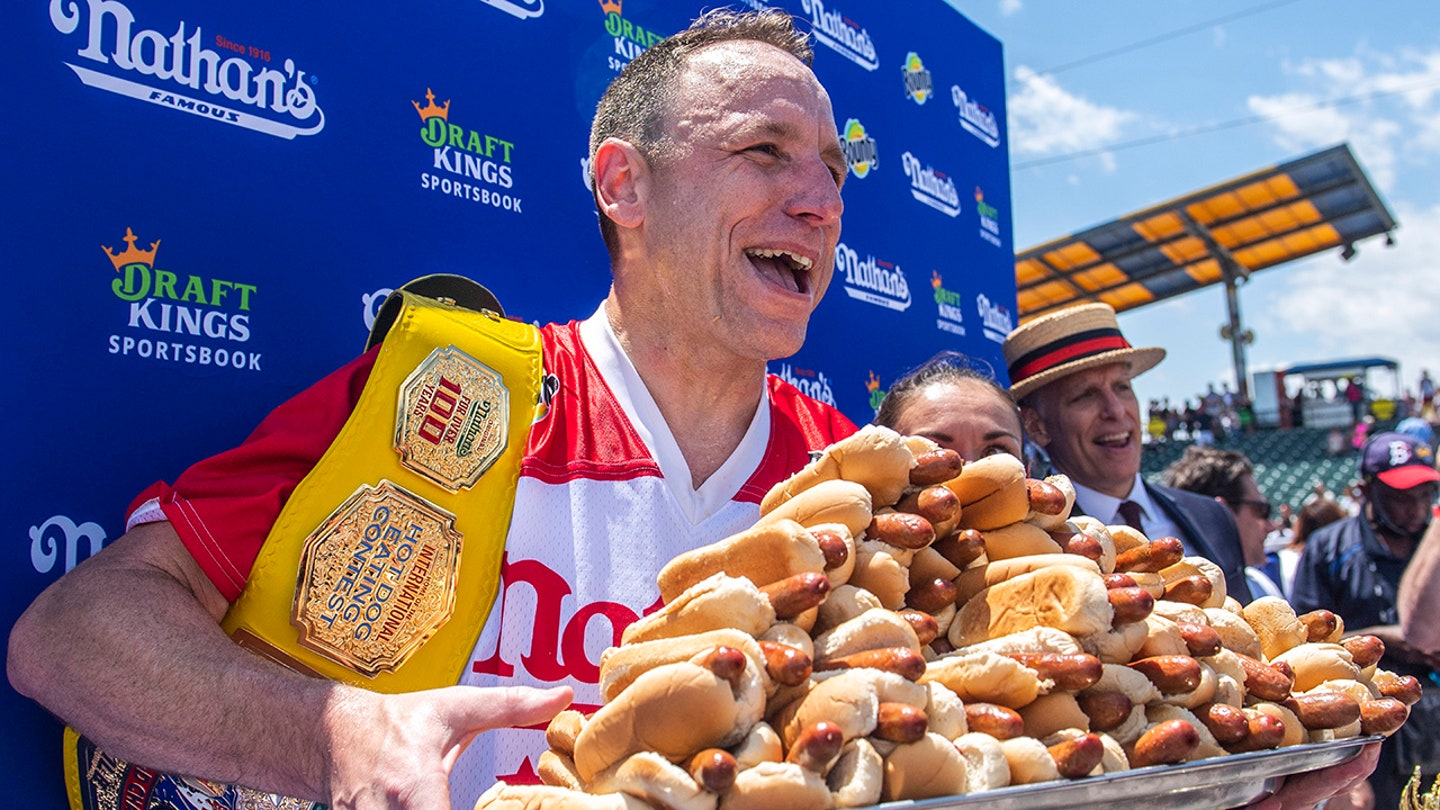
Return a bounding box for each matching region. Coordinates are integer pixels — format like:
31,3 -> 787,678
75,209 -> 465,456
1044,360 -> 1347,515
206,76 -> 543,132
131,306 -> 855,804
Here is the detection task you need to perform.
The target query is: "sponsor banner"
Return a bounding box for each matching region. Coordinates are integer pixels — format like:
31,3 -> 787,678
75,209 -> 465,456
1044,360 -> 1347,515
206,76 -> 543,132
952,83 -> 1000,148
975,186 -> 1004,247
799,0 -> 878,70
415,88 -> 524,214
838,242 -> 911,312
902,151 -> 960,217
978,293 -> 1016,344
775,363 -> 838,407
931,271 -> 966,336
901,52 -> 933,104
842,118 -> 878,180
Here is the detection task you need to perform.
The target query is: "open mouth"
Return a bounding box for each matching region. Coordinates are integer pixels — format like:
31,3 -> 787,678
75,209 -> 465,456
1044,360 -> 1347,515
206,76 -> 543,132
746,248 -> 813,294
1095,431 -> 1132,449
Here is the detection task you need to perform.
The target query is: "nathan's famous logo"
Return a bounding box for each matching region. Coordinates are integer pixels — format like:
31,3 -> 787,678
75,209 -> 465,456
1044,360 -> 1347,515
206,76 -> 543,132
975,186 -> 1002,247
776,363 -> 837,407
931,271 -> 965,336
30,515 -> 106,577
902,53 -> 933,105
842,119 -> 878,179
952,84 -> 1000,148
104,228 -> 261,371
901,151 -> 959,217
865,371 -> 886,413
600,0 -> 665,72
49,0 -> 322,139
415,89 -> 523,214
838,242 -> 909,312
480,0 -> 544,20
799,0 -> 877,71
977,293 -> 1015,344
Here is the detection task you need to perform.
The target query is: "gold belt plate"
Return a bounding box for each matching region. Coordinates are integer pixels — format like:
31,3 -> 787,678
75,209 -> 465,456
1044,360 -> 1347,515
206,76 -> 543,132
291,480 -> 462,677
395,345 -> 509,492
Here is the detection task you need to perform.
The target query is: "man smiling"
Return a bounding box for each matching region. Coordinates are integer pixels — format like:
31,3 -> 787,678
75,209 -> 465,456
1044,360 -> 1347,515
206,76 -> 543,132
1003,302 -> 1252,604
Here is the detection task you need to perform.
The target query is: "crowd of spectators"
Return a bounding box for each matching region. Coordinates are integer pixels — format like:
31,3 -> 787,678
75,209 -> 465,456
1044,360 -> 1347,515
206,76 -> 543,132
1146,382 -> 1254,444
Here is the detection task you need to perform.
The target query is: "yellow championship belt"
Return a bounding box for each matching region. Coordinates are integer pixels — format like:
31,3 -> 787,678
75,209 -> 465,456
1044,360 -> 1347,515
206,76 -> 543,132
220,289 -> 543,692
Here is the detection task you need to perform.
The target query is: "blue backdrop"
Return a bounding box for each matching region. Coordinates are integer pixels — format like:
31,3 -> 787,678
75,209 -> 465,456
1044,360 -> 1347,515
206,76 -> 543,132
3,0 -> 1013,804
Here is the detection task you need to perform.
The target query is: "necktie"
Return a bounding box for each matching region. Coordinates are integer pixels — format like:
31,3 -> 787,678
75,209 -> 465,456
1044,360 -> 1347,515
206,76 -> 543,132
1118,500 -> 1145,533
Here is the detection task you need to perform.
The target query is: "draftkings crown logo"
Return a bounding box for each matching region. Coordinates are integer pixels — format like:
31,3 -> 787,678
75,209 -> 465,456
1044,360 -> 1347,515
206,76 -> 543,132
931,270 -> 965,336
414,87 -> 522,213
103,227 -> 261,371
866,371 -> 886,413
599,0 -> 664,69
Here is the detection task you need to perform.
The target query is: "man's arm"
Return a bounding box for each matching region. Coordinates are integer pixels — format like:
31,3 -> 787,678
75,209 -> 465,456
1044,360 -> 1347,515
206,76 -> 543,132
1400,516 -> 1440,655
7,520 -> 570,807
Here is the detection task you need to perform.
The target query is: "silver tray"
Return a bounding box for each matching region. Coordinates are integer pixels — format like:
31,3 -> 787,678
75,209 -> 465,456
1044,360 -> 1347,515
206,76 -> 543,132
870,736 -> 1378,810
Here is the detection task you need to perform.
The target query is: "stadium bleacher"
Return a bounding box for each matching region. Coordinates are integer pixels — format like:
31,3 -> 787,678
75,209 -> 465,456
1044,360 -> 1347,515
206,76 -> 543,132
1139,424 -> 1396,513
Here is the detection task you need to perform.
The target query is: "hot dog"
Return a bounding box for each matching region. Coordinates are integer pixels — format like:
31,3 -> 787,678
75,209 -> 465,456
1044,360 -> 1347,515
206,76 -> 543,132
1114,537 -> 1185,574
1234,652 -> 1295,702
688,748 -> 738,793
963,702 -> 1026,740
1108,586 -> 1156,625
1373,670 -> 1424,706
1298,609 -> 1340,643
1077,691 -> 1134,732
932,529 -> 986,570
874,702 -> 929,743
757,640 -> 812,687
867,511 -> 936,550
1283,691 -> 1361,730
814,647 -> 926,682
1002,652 -> 1103,692
1047,733 -> 1104,779
895,485 -> 962,530
1128,655 -> 1203,695
785,721 -> 844,773
1196,702 -> 1249,746
1227,711 -> 1285,753
1163,575 -> 1213,607
1360,697 -> 1410,737
910,447 -> 963,486
760,572 -> 831,619
1341,635 -> 1386,669
1128,719 -> 1199,767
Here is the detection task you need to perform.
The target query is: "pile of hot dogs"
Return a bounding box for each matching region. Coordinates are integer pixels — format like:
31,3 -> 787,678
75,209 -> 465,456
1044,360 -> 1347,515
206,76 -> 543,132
477,426 -> 1418,810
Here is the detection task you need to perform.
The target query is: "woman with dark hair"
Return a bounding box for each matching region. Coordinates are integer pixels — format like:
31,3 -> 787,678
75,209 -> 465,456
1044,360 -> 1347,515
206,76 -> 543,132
873,351 -> 1026,466
1278,497 -> 1347,599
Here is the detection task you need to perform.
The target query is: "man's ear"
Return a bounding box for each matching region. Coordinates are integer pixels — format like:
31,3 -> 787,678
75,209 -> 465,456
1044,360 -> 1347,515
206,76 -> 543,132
1021,405 -> 1049,447
593,137 -> 648,230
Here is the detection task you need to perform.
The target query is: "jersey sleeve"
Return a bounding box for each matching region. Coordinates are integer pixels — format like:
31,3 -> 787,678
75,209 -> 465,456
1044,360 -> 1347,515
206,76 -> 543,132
140,350 -> 378,601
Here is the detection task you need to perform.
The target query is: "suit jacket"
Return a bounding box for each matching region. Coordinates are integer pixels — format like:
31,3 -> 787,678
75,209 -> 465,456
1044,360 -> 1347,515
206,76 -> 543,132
1073,481 -> 1254,605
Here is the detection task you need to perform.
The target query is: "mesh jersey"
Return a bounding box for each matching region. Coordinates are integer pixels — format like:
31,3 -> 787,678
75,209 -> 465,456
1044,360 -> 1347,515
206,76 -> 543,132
133,315 -> 856,804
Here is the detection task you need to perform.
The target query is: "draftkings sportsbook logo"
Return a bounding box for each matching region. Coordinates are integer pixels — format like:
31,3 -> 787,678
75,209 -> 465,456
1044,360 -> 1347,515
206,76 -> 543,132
49,0 -> 323,139
902,151 -> 959,217
799,0 -> 877,71
975,187 -> 1002,247
952,84 -> 1000,148
865,372 -> 886,413
842,119 -> 878,180
931,271 -> 965,336
599,0 -> 665,73
415,88 -> 523,214
977,293 -> 1015,345
838,242 -> 910,312
104,227 -> 261,371
775,364 -> 837,407
901,53 -> 933,105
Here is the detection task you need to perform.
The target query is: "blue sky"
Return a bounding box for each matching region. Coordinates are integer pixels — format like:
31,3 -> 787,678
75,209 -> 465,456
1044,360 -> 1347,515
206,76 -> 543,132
944,0 -> 1440,412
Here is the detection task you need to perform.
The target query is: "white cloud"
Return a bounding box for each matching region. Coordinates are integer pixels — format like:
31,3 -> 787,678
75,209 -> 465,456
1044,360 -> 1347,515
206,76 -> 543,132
1266,200 -> 1440,390
999,0 -> 1022,16
1008,65 -> 1137,158
1247,48 -> 1440,192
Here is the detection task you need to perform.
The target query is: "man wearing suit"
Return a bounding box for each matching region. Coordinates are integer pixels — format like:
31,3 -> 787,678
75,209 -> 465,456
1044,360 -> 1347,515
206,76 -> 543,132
1002,303 -> 1253,604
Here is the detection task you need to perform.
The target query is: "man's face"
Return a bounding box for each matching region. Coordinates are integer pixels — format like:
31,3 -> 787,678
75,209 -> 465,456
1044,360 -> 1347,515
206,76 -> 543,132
1024,362 -> 1143,498
1227,473 -> 1274,567
634,41 -> 846,362
1367,479 -> 1439,539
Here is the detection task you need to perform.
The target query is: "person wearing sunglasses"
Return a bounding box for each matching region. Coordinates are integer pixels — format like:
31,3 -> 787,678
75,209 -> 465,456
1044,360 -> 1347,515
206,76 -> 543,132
1161,446 -> 1285,601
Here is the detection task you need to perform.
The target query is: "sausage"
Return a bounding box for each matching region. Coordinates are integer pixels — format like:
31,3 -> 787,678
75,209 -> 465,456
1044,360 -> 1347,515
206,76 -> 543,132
1228,713 -> 1284,753
1103,573 -> 1139,590
928,637 -> 956,656
1057,531 -> 1104,562
815,647 -> 927,682
1235,652 -> 1294,703
1373,671 -> 1423,706
932,529 -> 986,569
904,576 -> 959,614
1176,621 -> 1222,658
1341,635 -> 1386,669
1298,609 -> 1339,643
1284,691 -> 1360,730
1360,697 -> 1410,737
1026,478 -> 1069,516
1197,702 -> 1250,745
1077,691 -> 1133,732
699,646 -> 748,686
1108,586 -> 1156,625
1048,733 -> 1105,778
812,528 -> 850,571
1003,653 -> 1104,692
897,609 -> 940,647
1114,537 -> 1185,574
867,512 -> 936,550
911,448 -> 963,486
1129,719 -> 1199,767
689,748 -> 738,793
1128,655 -> 1203,695
874,702 -> 928,743
785,722 -> 845,773
760,572 -> 831,619
1163,575 -> 1213,607
964,702 -> 1024,740
757,640 -> 813,687
896,485 -> 962,526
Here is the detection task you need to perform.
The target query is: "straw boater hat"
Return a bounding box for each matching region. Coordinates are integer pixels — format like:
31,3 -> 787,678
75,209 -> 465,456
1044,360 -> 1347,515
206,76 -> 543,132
1003,302 -> 1166,401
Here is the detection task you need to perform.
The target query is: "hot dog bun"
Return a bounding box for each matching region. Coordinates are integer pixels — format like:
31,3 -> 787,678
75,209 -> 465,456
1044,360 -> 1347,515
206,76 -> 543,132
944,453 -> 1030,531
474,783 -> 650,809
657,519 -> 826,603
949,566 -> 1111,648
761,425 -> 913,515
599,628 -> 763,703
621,573 -> 775,645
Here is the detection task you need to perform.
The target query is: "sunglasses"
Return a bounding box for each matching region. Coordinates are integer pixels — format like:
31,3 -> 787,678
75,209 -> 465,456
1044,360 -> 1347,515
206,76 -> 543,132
1228,498 -> 1273,520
